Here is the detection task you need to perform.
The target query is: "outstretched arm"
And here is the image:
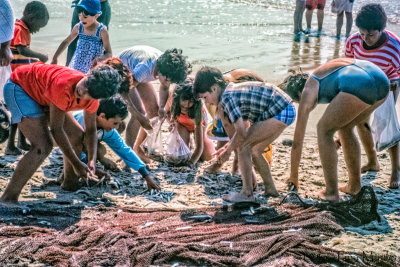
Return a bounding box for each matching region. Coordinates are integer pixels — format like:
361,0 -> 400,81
17,45 -> 48,62
188,122 -> 204,166
83,111 -> 98,174
158,81 -> 170,119
99,27 -> 112,60
289,79 -> 318,188
51,24 -> 79,64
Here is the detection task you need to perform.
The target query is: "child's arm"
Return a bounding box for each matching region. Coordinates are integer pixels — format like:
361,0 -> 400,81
102,129 -> 161,190
158,82 -> 170,119
16,45 -> 48,63
83,110 -> 98,174
51,24 -> 79,65
0,40 -> 13,66
188,122 -> 204,166
97,27 -> 112,61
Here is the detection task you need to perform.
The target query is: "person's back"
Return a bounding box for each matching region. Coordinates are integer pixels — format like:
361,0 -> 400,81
118,45 -> 162,83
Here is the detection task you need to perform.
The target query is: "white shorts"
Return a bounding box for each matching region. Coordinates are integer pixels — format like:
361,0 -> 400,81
331,0 -> 353,14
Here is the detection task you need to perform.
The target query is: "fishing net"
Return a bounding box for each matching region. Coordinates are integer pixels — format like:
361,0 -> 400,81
0,198 -> 394,266
282,185 -> 380,227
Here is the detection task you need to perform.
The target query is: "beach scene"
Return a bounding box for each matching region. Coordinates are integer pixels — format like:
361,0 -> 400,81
1,0 -> 400,266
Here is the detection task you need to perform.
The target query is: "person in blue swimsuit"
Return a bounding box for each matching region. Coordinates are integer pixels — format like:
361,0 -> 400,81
280,58 -> 389,202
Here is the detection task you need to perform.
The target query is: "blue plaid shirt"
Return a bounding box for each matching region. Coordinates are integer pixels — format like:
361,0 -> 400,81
220,81 -> 292,123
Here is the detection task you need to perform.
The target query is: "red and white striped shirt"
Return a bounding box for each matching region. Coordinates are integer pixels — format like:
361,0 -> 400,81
345,30 -> 400,80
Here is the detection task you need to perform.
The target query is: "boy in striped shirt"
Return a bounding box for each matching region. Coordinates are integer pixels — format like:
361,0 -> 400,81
345,3 -> 400,189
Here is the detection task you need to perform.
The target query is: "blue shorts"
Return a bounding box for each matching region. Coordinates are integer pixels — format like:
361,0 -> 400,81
273,104 -> 296,126
3,79 -> 44,124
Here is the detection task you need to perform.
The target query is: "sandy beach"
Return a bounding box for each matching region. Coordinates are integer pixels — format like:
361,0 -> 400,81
1,82 -> 400,265
1,0 -> 400,265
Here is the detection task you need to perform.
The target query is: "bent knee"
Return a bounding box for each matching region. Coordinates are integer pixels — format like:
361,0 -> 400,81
32,140 -> 53,157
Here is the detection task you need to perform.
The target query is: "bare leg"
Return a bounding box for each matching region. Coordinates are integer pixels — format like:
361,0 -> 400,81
97,142 -> 119,171
345,11 -> 353,37
336,11 -> 344,37
316,9 -> 324,32
294,0 -> 306,33
133,82 -> 160,163
17,129 -> 30,151
357,120 -> 380,173
305,9 -> 313,31
388,144 -> 400,189
0,117 -> 53,203
5,124 -> 22,155
123,88 -> 146,148
317,93 -> 382,202
60,113 -> 84,191
249,119 -> 286,197
201,126 -> 215,161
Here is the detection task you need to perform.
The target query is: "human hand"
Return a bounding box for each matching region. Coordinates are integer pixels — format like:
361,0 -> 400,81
144,175 -> 161,191
0,46 -> 12,66
39,54 -> 48,63
168,121 -> 176,132
390,80 -> 400,91
158,107 -> 166,120
88,160 -> 96,175
95,168 -> 111,181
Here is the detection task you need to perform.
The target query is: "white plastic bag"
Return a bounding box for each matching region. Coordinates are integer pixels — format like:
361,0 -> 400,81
0,65 -> 12,99
141,118 -> 164,158
370,92 -> 400,151
165,126 -> 192,166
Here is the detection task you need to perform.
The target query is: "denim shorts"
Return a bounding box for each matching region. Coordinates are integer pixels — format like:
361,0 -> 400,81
3,79 -> 44,124
273,103 -> 296,126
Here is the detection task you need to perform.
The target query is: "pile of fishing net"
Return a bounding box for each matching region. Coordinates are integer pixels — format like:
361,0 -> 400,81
0,187 -> 393,266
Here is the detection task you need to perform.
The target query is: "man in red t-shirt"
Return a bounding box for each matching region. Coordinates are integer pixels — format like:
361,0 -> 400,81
0,63 -> 121,204
6,1 -> 49,156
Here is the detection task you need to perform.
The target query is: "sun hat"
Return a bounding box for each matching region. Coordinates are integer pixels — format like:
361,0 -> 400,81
72,0 -> 102,16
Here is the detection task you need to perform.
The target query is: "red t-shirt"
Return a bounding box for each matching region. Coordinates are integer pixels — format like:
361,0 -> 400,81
10,19 -> 31,71
10,63 -> 99,113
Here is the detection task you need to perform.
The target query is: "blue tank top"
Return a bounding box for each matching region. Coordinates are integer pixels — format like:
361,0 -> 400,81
69,22 -> 105,74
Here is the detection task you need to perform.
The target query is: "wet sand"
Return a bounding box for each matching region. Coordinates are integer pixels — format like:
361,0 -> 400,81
1,90 -> 399,263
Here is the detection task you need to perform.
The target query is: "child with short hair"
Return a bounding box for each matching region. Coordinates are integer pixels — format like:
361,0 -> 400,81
345,3 -> 400,189
0,63 -> 121,204
194,67 -> 295,203
5,0 -> 49,155
73,95 -> 161,191
118,46 -> 191,163
165,78 -> 214,167
51,0 -> 111,74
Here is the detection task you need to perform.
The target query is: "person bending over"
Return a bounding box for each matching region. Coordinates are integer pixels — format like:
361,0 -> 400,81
281,58 -> 389,202
194,67 -> 295,203
0,63 -> 120,204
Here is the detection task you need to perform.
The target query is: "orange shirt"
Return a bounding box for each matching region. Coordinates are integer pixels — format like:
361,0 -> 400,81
10,19 -> 31,71
10,63 -> 99,113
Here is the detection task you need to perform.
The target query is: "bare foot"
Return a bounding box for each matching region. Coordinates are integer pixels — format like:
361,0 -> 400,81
338,184 -> 361,196
264,187 -> 279,197
56,172 -> 64,185
61,180 -> 80,191
99,157 -> 120,171
204,162 -> 221,174
134,147 -> 152,164
388,173 -> 400,189
222,192 -> 255,203
285,178 -> 299,191
361,163 -> 380,173
5,146 -> 23,155
317,189 -> 339,203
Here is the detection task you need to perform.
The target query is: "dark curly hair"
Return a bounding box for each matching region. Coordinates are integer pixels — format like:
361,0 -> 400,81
356,4 -> 387,31
193,66 -> 227,96
86,65 -> 122,99
278,68 -> 309,102
97,95 -> 128,120
94,57 -> 133,95
171,78 -> 202,124
23,1 -> 49,31
156,48 -> 192,84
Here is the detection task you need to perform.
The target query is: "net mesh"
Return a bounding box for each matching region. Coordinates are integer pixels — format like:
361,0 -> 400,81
0,194 -> 394,266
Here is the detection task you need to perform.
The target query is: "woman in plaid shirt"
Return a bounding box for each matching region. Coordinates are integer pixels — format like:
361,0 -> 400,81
194,67 -> 296,203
